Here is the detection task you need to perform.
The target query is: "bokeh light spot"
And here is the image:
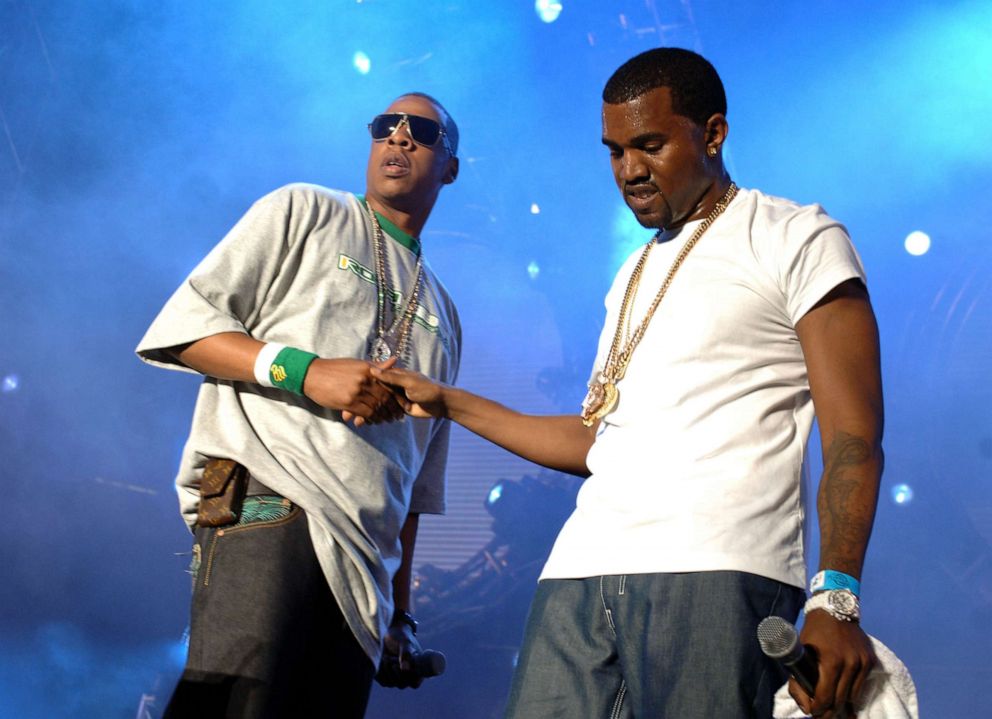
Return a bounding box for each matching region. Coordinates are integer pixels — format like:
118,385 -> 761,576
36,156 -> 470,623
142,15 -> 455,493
535,0 -> 563,23
904,230 -> 931,256
2,374 -> 20,393
891,483 -> 914,505
353,51 -> 371,75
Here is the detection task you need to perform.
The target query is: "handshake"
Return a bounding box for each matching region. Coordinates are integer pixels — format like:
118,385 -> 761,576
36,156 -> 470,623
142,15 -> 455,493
300,357 -> 448,427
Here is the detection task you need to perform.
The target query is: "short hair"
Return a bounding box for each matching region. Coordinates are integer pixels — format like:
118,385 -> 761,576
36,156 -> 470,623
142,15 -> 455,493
602,48 -> 727,127
400,91 -> 459,156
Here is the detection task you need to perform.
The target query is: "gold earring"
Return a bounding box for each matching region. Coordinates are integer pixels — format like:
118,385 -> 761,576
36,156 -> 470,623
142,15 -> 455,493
707,146 -> 718,157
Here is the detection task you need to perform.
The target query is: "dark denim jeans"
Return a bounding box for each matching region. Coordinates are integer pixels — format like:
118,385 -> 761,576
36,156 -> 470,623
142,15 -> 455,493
504,571 -> 804,719
165,503 -> 374,719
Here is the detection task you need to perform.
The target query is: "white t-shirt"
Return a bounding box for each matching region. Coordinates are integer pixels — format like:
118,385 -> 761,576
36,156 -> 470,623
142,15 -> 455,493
540,187 -> 865,589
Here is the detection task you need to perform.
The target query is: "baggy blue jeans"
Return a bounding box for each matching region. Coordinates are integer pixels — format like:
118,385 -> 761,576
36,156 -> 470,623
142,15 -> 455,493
165,502 -> 375,718
504,571 -> 804,719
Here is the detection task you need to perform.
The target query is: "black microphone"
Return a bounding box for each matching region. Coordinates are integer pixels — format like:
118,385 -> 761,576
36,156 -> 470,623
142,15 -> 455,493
409,649 -> 446,678
757,616 -> 818,697
376,648 -> 446,688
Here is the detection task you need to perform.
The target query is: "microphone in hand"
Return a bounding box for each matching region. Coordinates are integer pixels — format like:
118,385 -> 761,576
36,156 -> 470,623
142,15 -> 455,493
757,615 -> 818,698
376,648 -> 446,688
408,648 -> 446,678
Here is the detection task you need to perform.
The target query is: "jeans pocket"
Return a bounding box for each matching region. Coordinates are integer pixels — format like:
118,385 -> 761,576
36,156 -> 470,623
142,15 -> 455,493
198,503 -> 302,587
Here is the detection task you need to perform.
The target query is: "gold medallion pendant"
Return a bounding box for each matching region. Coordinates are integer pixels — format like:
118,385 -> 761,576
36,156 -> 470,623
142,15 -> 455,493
581,375 -> 618,427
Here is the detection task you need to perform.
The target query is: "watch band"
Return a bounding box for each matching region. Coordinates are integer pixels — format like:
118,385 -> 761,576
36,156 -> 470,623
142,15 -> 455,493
804,589 -> 861,622
393,609 -> 418,634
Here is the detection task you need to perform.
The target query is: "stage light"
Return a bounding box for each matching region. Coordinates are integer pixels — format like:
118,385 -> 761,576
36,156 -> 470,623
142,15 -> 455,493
530,203 -> 540,214
486,480 -> 506,509
2,374 -> 19,393
904,230 -> 930,256
353,51 -> 371,75
535,0 -> 563,23
485,479 -> 535,520
891,483 -> 914,505
527,261 -> 540,280
484,474 -> 581,542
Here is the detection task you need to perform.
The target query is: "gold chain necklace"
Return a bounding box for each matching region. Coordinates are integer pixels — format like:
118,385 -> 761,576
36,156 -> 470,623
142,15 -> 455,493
580,182 -> 739,427
365,202 -> 424,364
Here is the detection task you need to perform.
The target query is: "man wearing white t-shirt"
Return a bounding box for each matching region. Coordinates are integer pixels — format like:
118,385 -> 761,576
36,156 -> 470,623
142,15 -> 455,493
377,48 -> 882,719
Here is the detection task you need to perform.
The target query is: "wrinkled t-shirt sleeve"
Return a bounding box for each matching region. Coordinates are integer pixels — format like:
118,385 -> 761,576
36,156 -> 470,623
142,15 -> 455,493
135,187 -> 301,371
408,418 -> 451,516
408,300 -> 462,516
777,204 -> 867,326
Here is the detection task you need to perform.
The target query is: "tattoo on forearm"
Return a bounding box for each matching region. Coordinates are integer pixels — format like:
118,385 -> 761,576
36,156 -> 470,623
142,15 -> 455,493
819,431 -> 881,576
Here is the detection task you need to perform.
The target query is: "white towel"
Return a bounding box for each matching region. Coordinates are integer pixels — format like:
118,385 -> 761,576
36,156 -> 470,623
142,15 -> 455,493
773,635 -> 919,718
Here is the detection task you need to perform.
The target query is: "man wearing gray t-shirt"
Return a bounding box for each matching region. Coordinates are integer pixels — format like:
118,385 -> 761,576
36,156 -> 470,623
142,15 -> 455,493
137,93 -> 461,717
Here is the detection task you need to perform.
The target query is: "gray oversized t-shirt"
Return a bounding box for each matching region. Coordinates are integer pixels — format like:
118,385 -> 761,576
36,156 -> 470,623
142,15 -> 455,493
136,184 -> 461,664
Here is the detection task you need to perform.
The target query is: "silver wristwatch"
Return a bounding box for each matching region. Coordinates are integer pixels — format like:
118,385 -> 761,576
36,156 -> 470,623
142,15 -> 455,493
803,588 -> 861,622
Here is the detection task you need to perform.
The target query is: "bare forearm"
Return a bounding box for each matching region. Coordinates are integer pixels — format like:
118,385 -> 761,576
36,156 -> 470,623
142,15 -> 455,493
440,386 -> 595,476
392,513 -> 419,613
798,281 -> 885,580
371,366 -> 598,474
817,430 -> 883,578
171,333 -> 400,424
171,332 -> 262,382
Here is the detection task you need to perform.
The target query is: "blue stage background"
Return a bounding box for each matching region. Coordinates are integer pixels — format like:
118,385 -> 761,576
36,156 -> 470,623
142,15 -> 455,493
1,1 -> 990,716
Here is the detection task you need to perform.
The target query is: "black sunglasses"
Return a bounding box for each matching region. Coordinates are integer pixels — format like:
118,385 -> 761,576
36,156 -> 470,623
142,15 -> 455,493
368,113 -> 453,155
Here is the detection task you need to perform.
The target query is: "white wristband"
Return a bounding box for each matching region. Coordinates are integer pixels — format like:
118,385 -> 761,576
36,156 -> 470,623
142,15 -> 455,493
253,342 -> 286,388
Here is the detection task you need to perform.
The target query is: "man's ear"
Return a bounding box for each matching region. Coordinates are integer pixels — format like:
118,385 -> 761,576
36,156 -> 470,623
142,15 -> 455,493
443,157 -> 459,185
704,113 -> 729,150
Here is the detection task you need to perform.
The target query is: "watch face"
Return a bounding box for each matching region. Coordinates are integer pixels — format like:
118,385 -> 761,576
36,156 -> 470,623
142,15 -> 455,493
828,590 -> 858,616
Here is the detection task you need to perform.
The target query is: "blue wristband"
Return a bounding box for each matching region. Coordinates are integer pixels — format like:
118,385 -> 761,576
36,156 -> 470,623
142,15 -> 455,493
810,570 -> 860,597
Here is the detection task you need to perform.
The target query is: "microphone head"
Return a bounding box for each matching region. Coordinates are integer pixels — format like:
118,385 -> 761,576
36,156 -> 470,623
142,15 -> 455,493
757,615 -> 801,661
412,649 -> 446,677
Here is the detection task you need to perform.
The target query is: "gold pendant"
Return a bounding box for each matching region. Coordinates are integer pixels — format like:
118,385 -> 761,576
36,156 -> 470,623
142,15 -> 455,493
581,378 -> 618,427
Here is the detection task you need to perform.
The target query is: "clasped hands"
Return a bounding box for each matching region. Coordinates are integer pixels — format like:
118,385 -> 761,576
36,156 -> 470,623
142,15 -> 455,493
301,358 -> 442,426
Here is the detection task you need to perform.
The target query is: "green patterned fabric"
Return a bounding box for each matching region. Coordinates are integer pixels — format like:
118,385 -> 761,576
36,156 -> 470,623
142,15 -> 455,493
236,496 -> 293,525
188,544 -> 201,583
